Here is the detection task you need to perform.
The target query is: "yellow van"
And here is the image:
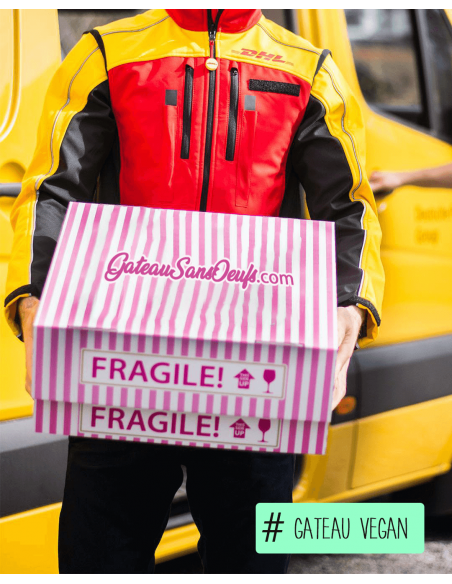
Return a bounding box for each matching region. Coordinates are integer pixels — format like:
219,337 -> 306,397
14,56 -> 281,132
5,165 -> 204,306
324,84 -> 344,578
1,9 -> 451,574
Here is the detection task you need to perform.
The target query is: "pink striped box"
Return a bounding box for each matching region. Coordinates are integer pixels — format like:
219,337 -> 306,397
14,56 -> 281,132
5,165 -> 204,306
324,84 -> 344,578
33,202 -> 337,454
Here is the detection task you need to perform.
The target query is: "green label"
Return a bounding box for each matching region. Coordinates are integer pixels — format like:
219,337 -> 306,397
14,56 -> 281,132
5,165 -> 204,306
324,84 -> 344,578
256,503 -> 424,554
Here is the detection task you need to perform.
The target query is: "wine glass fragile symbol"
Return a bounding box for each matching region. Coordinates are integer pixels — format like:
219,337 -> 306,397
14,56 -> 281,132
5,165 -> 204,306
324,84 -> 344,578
263,369 -> 276,394
258,419 -> 271,443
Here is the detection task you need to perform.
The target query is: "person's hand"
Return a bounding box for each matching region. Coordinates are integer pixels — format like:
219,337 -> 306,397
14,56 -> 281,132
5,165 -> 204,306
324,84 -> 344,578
17,296 -> 40,396
332,306 -> 366,410
369,171 -> 403,197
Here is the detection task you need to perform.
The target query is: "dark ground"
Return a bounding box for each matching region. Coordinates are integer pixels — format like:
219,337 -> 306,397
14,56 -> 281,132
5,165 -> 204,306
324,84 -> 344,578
155,515 -> 452,574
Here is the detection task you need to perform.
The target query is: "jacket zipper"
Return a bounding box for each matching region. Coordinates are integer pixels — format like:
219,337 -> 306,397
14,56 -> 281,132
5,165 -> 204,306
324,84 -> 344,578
199,9 -> 223,212
181,65 -> 194,159
226,67 -> 239,161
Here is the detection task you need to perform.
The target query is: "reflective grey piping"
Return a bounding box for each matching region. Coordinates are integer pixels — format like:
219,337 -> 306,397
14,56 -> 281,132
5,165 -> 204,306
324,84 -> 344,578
30,46 -> 99,287
257,20 -> 367,297
29,16 -> 169,288
100,16 -> 169,39
34,16 -> 169,193
317,65 -> 367,297
321,68 -> 363,198
256,23 -> 320,56
258,21 -> 360,190
34,46 -> 100,192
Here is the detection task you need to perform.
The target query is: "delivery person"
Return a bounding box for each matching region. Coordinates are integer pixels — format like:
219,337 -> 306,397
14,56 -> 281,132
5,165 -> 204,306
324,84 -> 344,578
4,9 -> 385,574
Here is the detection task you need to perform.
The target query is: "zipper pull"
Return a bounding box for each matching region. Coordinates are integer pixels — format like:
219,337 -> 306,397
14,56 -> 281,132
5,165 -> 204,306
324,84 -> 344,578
206,39 -> 218,70
209,25 -> 216,44
206,15 -> 218,71
206,57 -> 218,71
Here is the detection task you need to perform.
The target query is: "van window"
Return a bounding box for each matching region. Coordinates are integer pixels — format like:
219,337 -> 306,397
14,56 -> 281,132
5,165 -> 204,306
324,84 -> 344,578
58,10 -> 146,59
344,9 -> 428,129
263,9 -> 296,32
421,9 -> 452,141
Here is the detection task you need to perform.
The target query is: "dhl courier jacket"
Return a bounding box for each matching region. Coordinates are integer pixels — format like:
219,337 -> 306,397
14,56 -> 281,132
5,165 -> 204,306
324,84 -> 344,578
5,9 -> 385,347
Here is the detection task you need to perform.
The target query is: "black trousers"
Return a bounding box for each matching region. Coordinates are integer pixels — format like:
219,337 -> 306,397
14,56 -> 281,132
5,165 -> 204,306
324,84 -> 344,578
59,437 -> 295,574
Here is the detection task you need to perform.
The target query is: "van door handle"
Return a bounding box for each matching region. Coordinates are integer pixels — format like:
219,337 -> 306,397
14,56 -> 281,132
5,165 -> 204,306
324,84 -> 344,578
0,183 -> 21,197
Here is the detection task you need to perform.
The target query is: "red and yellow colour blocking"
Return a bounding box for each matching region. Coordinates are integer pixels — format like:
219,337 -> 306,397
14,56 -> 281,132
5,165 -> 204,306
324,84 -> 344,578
4,9 -> 384,347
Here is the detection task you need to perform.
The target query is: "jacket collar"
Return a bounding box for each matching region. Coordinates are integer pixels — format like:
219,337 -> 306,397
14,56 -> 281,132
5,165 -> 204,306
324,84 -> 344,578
166,9 -> 262,34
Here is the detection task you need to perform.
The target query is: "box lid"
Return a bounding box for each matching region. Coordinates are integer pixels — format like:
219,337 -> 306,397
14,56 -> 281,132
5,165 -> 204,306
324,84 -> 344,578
34,203 -> 337,424
35,202 -> 337,352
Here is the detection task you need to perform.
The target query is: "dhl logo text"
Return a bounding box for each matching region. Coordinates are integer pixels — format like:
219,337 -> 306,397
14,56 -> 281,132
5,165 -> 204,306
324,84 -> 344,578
231,49 -> 293,66
241,48 -> 285,62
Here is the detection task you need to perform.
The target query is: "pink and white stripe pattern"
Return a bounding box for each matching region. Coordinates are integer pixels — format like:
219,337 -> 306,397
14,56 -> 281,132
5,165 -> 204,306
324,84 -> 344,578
33,203 -> 337,454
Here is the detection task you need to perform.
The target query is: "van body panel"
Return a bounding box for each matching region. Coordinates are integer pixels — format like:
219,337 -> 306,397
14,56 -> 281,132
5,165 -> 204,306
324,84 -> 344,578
0,9 -> 60,422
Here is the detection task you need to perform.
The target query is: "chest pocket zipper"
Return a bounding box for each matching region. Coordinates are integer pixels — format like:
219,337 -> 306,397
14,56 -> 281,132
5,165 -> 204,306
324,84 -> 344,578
181,64 -> 194,159
235,102 -> 257,208
226,67 -> 239,161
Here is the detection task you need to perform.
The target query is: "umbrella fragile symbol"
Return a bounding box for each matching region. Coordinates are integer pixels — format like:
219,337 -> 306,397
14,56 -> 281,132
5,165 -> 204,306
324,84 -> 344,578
230,418 -> 251,439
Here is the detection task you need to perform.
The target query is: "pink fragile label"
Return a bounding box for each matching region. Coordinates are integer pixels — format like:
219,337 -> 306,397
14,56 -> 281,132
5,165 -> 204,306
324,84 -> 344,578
82,404 -> 282,448
35,399 -> 330,454
81,349 -> 287,399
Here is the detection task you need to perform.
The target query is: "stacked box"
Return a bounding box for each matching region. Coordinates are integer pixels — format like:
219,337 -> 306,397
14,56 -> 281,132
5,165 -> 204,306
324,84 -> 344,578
33,202 -> 337,454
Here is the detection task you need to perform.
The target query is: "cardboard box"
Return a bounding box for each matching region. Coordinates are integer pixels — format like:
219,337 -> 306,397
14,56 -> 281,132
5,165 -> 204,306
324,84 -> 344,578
33,202 -> 337,454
